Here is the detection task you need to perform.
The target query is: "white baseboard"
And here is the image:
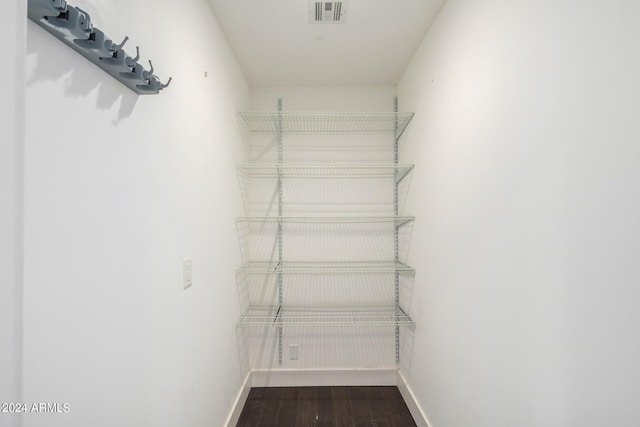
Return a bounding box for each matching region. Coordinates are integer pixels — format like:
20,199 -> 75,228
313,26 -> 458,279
224,369 -> 431,427
223,372 -> 251,427
251,368 -> 397,387
396,371 -> 431,427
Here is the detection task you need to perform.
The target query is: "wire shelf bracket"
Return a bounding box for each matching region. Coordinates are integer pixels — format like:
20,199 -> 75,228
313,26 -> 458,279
236,163 -> 415,184
238,306 -> 416,328
236,261 -> 416,275
238,111 -> 414,138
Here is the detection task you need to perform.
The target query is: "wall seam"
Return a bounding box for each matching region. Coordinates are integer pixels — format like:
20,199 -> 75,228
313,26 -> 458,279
14,1 -> 27,426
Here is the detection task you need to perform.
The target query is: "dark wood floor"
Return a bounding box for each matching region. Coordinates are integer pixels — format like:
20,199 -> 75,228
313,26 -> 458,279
236,386 -> 417,427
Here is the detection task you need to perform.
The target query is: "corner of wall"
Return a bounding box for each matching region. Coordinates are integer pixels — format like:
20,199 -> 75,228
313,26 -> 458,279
396,371 -> 432,427
223,372 -> 252,427
0,0 -> 26,417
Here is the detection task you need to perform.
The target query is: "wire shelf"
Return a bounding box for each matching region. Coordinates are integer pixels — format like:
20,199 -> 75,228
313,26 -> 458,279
238,111 -> 415,137
236,216 -> 414,227
238,306 -> 415,328
237,163 -> 414,183
237,261 -> 416,275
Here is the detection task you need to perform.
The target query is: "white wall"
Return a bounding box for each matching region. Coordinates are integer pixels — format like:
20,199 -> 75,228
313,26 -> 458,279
250,86 -> 398,111
0,1 -> 26,426
399,1 -> 640,426
23,1 -> 248,425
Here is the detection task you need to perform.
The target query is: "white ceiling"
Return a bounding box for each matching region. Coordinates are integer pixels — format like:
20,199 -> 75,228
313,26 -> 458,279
207,0 -> 446,87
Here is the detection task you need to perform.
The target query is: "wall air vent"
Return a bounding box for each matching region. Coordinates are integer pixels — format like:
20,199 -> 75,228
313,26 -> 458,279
309,0 -> 348,24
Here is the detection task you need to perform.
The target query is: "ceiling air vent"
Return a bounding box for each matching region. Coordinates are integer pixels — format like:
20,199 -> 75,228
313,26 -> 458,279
309,0 -> 348,24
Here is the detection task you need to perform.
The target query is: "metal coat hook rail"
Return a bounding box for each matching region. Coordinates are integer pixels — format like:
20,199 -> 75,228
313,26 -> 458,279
28,0 -> 172,95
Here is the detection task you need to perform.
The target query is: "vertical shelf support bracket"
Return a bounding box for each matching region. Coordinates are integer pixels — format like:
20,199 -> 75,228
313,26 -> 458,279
277,98 -> 284,365
394,97 -> 401,365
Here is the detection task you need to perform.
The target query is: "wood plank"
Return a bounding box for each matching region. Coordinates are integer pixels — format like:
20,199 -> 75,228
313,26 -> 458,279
317,387 -> 333,425
236,399 -> 264,427
296,387 -> 317,425
348,388 -> 371,424
236,386 -> 415,427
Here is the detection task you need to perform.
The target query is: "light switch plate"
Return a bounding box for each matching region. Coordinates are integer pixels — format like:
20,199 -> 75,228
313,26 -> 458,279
183,257 -> 192,289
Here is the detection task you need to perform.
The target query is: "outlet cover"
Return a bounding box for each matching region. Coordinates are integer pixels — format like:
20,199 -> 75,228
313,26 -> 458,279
289,344 -> 299,360
183,257 -> 192,289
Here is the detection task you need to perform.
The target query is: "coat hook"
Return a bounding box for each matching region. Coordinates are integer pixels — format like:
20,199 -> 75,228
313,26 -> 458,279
45,6 -> 92,39
105,35 -> 128,52
136,75 -> 172,93
98,37 -> 131,70
28,0 -> 66,19
142,60 -> 154,81
125,46 -> 140,68
74,26 -> 106,53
